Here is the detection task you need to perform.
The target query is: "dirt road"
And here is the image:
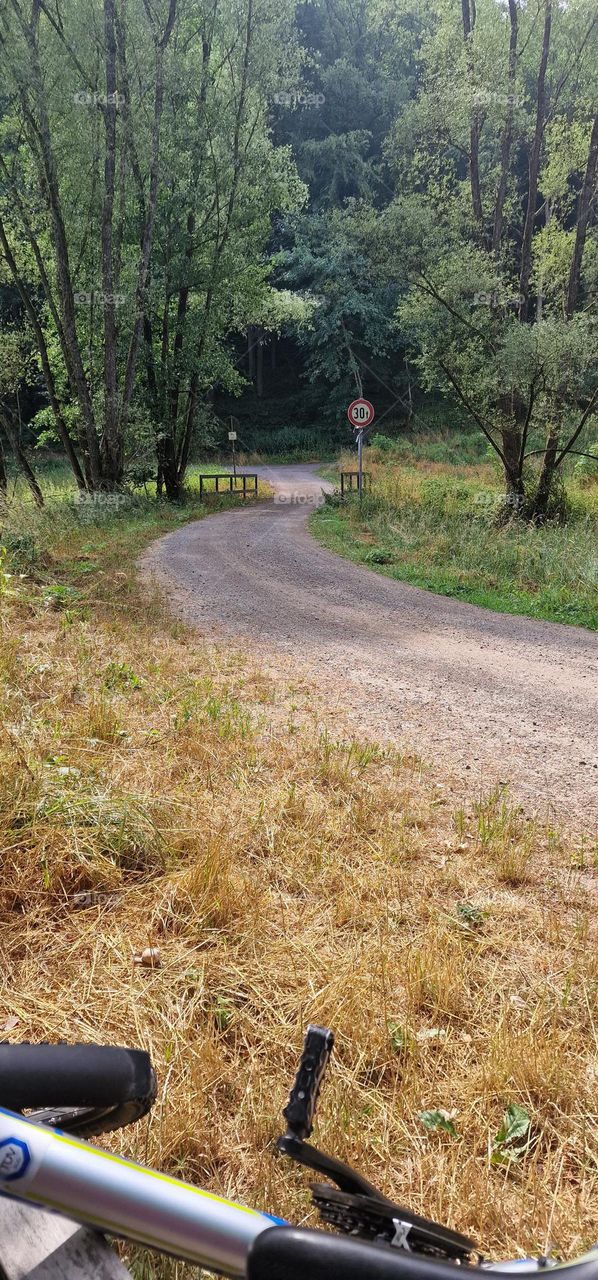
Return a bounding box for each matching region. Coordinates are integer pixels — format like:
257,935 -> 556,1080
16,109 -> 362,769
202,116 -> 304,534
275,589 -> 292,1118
142,464 -> 598,825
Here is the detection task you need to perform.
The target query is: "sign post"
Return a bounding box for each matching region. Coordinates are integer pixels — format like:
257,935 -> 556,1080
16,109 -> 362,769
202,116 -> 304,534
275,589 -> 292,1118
228,417 -> 238,481
347,399 -> 375,499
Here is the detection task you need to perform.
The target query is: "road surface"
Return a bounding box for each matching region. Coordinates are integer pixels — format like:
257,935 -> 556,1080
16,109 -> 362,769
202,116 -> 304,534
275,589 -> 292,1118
141,464 -> 598,825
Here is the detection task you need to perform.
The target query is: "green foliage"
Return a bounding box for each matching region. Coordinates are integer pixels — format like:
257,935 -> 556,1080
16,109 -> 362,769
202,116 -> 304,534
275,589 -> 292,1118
103,663 -> 143,693
419,1110 -> 458,1137
388,1021 -> 414,1055
212,995 -> 235,1033
491,1104 -> 531,1166
574,444 -> 598,481
364,547 -> 393,564
312,449 -> 598,630
0,546 -> 13,598
455,902 -> 487,931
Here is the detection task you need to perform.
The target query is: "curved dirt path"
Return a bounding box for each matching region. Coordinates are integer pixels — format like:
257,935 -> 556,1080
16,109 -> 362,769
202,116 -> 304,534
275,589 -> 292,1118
142,464 -> 598,826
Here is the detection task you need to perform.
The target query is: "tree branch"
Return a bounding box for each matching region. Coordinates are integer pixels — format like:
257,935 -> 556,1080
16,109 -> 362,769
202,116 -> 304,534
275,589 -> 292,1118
554,386 -> 598,468
437,360 -> 510,472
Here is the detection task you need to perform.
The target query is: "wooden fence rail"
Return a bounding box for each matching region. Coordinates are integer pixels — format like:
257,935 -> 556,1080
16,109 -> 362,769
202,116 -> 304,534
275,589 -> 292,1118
339,471 -> 371,496
198,473 -> 258,499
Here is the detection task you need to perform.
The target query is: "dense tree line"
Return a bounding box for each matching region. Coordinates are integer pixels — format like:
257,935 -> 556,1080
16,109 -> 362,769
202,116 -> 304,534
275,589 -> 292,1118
0,0 -> 596,518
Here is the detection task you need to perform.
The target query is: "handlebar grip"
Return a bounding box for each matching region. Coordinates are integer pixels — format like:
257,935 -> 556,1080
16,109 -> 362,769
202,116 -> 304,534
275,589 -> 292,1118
0,1042 -> 155,1113
283,1026 -> 334,1140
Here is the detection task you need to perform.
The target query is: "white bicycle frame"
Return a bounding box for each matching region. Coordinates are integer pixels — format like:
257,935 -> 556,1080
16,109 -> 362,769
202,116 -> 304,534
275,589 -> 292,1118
0,1108 -> 280,1274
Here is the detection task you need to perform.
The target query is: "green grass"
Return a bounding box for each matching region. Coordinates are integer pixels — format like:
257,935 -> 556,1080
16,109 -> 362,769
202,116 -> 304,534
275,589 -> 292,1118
311,453 -> 598,631
0,462 -> 264,584
4,457 -> 232,504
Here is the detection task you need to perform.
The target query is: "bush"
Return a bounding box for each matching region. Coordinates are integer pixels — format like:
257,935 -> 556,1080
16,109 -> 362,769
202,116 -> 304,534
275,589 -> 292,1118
370,433 -> 398,453
574,443 -> 598,482
363,547 -> 394,564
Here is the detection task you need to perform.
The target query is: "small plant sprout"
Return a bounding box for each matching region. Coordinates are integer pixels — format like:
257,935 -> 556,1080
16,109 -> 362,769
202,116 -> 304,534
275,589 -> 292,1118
491,1104 -> 531,1166
419,1109 -> 458,1137
455,902 -> 487,931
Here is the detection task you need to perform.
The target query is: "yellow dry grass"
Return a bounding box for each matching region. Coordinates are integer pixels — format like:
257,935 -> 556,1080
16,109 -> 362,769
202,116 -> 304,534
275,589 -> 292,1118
1,521 -> 598,1277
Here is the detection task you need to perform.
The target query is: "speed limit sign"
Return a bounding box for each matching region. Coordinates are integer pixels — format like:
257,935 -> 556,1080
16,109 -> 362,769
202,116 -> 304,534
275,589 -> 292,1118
347,398 -> 375,429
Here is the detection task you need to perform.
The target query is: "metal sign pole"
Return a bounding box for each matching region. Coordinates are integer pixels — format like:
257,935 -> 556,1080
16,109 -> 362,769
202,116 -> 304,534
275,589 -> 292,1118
229,418 -> 238,482
357,429 -> 363,500
346,400 -> 374,504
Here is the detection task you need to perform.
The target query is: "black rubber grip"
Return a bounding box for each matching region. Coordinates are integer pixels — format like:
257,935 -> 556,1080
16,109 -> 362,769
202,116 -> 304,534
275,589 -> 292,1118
0,1043 -> 155,1112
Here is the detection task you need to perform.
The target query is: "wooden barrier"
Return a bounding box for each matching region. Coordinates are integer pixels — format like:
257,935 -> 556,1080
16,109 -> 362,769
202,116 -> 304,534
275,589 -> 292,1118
339,471 -> 371,496
198,473 -> 258,499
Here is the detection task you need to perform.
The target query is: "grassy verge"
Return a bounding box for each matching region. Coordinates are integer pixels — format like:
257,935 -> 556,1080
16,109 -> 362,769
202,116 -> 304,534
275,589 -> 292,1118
313,450 -> 598,630
1,492 -> 598,1274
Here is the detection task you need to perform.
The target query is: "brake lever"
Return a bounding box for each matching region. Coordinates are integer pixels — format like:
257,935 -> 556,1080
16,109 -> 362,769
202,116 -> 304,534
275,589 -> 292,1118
277,1025 -> 389,1202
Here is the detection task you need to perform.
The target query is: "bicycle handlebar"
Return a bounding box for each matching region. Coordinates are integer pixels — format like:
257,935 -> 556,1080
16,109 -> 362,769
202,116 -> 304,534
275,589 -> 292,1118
0,1043 -> 155,1113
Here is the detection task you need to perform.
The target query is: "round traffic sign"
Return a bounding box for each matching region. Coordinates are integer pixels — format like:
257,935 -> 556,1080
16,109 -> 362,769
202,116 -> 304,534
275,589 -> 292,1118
347,398 -> 375,429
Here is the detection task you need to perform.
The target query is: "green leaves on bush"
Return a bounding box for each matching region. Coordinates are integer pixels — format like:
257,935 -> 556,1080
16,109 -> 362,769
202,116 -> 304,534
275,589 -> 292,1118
388,1021 -> 414,1055
417,1100 -> 532,1157
364,547 -> 393,564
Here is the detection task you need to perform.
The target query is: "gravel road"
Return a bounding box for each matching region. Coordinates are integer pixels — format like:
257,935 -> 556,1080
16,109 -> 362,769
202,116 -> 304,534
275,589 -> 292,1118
141,464 -> 598,826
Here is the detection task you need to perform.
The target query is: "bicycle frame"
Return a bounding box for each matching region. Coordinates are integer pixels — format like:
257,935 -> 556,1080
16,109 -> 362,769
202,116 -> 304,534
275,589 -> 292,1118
3,1104 -> 598,1280
0,1108 -> 279,1273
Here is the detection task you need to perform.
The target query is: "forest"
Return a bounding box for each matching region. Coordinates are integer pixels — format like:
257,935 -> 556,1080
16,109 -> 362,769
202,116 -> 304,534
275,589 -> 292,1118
0,0 -> 596,520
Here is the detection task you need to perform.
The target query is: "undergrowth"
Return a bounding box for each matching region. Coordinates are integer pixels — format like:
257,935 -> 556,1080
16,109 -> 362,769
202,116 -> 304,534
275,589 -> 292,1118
313,450 -> 598,630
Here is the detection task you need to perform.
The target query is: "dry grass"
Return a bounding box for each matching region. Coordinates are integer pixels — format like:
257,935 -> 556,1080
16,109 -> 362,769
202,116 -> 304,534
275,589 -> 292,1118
1,514 -> 598,1276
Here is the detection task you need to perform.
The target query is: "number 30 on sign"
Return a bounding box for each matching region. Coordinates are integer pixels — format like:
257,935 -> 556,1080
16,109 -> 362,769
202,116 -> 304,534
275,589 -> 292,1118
347,398 -> 375,429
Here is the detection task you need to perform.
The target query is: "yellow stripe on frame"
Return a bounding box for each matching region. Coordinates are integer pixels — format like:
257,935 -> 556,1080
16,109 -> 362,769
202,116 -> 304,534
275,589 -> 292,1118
51,1129 -> 261,1218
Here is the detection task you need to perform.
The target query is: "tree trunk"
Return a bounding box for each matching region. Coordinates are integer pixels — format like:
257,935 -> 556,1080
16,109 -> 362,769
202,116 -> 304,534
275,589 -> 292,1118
119,0 -> 178,441
566,113 -> 598,317
100,0 -> 122,486
13,6 -> 103,487
0,217 -> 87,491
0,413 -> 44,507
156,431 -> 180,500
0,430 -> 7,499
532,431 -> 559,521
461,0 -> 484,233
256,325 -> 263,397
518,0 -> 551,321
500,425 -> 524,509
492,0 -> 518,256
177,373 -> 198,484
169,212 -> 194,432
167,30 -> 211,440
0,152 -> 87,438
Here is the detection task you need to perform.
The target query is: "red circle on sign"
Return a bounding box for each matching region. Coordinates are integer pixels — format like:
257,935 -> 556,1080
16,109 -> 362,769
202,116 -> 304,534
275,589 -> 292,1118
347,398 -> 375,428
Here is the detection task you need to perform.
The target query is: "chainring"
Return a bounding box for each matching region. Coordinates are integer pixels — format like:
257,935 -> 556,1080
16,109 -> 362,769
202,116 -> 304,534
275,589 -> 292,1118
310,1184 -> 475,1262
